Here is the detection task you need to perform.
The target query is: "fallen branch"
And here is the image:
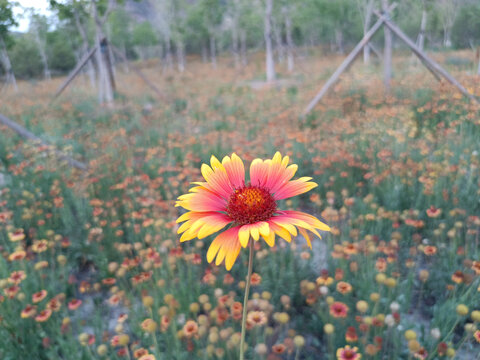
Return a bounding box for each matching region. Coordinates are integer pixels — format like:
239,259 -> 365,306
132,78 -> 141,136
0,113 -> 88,171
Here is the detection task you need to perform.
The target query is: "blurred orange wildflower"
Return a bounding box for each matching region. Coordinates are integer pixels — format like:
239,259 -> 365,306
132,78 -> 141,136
337,345 -> 361,360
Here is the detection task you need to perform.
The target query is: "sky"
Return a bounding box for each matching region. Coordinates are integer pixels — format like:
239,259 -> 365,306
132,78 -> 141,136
12,0 -> 52,32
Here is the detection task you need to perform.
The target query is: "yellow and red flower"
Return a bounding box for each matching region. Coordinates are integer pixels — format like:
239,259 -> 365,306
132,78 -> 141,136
474,330 -> 480,343
330,302 -> 349,318
176,153 -> 330,270
35,309 -> 52,322
337,345 -> 361,360
32,290 -> 48,303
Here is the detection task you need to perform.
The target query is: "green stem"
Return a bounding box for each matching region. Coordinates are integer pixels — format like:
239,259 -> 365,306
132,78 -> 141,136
294,347 -> 301,360
240,240 -> 254,360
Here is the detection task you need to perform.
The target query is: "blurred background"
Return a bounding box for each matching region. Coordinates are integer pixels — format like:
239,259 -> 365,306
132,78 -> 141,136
1,0 -> 479,84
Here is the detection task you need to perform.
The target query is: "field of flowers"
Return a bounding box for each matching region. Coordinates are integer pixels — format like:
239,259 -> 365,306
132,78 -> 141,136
0,52 -> 479,360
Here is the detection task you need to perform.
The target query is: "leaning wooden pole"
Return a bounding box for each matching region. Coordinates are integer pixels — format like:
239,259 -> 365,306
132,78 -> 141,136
302,6 -> 396,115
111,45 -> 166,99
374,11 -> 479,104
0,113 -> 88,171
52,43 -> 100,100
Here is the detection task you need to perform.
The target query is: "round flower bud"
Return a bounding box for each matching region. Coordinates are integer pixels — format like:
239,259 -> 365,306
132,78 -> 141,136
370,293 -> 380,302
456,304 -> 469,316
430,328 -> 441,339
404,330 -> 417,340
262,291 -> 272,300
255,343 -> 268,355
419,270 -> 429,282
324,324 -> 334,335
97,344 -> 108,356
464,323 -> 476,333
446,348 -> 455,357
57,255 -> 67,266
385,314 -> 395,327
275,312 -> 290,324
385,278 -> 396,288
78,333 -> 89,345
471,310 -> 480,322
375,273 -> 386,284
189,302 -> 200,314
142,296 -> 154,308
117,334 -> 129,346
408,340 -> 421,353
390,302 -> 400,313
356,300 -> 369,313
293,335 -> 305,348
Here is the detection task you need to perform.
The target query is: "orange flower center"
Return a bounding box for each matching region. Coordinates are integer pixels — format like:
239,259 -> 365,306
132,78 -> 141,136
226,185 -> 277,225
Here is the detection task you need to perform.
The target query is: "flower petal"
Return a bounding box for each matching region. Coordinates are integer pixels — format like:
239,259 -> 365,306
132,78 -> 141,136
238,222 -> 269,247
207,227 -> 241,270
250,158 -> 269,187
200,157 -> 233,199
268,221 -> 292,243
222,153 -> 245,189
273,177 -> 318,200
280,210 -> 331,232
176,187 -> 227,212
262,230 -> 275,247
177,212 -> 232,242
298,227 -> 312,248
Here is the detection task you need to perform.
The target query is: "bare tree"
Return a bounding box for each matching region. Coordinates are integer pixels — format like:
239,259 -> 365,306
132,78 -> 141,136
265,0 -> 275,81
0,0 -> 18,91
230,0 -> 240,69
240,28 -> 247,67
416,0 -> 428,51
438,0 -> 460,48
283,5 -> 294,72
50,0 -> 96,87
356,0 -> 375,64
272,17 -> 284,63
382,0 -> 392,92
91,0 -> 116,105
30,13 -> 51,80
0,36 -> 16,91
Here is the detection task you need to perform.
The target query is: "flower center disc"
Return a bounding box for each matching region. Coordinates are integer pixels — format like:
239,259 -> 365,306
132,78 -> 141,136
226,185 -> 276,225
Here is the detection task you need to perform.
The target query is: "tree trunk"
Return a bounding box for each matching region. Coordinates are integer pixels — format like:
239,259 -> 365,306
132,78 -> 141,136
121,43 -> 129,73
201,41 -> 208,63
0,37 -> 17,92
106,23 -> 116,77
74,8 -> 95,88
231,0 -> 240,69
273,19 -> 284,63
363,0 -> 374,64
382,0 -> 392,93
209,34 -> 217,69
335,28 -> 344,54
477,47 -> 480,75
264,0 -> 275,82
417,6 -> 427,51
176,40 -> 185,73
443,26 -> 452,48
240,29 -> 247,67
33,28 -> 51,80
164,36 -> 173,71
92,1 -> 114,106
232,24 -> 240,69
284,7 -> 294,72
